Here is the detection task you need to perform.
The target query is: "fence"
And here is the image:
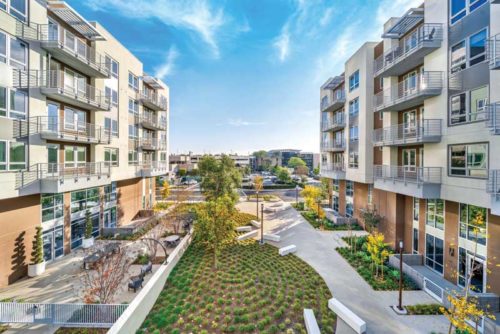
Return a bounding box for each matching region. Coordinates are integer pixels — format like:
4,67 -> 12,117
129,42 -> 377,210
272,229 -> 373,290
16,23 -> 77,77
0,303 -> 127,328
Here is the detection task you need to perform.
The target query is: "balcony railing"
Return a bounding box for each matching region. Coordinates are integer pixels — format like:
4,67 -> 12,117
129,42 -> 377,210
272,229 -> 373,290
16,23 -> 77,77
136,161 -> 169,176
487,33 -> 500,70
138,138 -> 167,151
30,116 -> 111,144
374,165 -> 442,185
136,113 -> 167,131
487,170 -> 500,195
374,24 -> 443,77
321,90 -> 346,112
321,113 -> 345,131
17,162 -> 110,189
13,70 -> 110,110
374,71 -> 443,112
373,119 -> 442,146
139,91 -> 168,111
320,163 -> 346,179
321,141 -> 345,152
485,102 -> 500,135
38,25 -> 109,77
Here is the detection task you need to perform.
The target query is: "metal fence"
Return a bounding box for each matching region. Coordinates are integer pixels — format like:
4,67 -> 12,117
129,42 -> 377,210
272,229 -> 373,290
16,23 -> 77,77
372,119 -> 442,145
487,170 -> 500,195
373,165 -> 442,185
487,33 -> 500,69
486,102 -> 500,135
0,303 -> 127,328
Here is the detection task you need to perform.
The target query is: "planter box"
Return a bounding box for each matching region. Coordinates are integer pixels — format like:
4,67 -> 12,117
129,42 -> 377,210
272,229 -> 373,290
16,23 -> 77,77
28,261 -> 46,277
82,237 -> 94,249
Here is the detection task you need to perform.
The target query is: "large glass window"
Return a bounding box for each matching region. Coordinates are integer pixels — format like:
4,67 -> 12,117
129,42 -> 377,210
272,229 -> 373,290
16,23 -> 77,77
41,193 -> 64,223
105,55 -> 119,79
9,37 -> 27,69
349,152 -> 358,169
104,148 -> 119,167
128,72 -> 139,90
9,141 -> 25,170
459,203 -> 487,246
425,234 -> 444,274
0,32 -> 6,63
450,87 -> 488,125
104,182 -> 117,203
449,143 -> 488,177
70,187 -> 100,214
9,89 -> 27,120
469,29 -> 487,66
426,199 -> 444,230
71,213 -> 99,249
349,70 -> 359,91
7,0 -> 27,21
64,146 -> 86,168
450,0 -> 487,24
349,126 -> 358,141
349,98 -> 359,117
451,41 -> 466,73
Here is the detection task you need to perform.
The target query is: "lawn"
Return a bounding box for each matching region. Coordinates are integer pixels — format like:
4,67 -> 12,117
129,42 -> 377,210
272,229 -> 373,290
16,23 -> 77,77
337,236 -> 418,291
138,241 -> 336,333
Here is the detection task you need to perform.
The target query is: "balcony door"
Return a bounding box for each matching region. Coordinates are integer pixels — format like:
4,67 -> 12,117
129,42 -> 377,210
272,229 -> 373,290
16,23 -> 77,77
48,19 -> 59,41
403,71 -> 418,97
403,110 -> 417,136
47,144 -> 59,174
64,108 -> 86,133
64,69 -> 86,97
47,103 -> 59,133
403,149 -> 417,173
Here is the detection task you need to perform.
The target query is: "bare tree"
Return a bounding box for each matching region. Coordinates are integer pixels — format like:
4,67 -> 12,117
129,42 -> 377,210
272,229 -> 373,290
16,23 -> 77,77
142,224 -> 166,261
81,249 -> 132,304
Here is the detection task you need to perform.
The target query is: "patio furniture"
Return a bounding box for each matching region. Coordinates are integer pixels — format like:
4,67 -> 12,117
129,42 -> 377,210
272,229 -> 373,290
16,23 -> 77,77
128,274 -> 144,293
141,261 -> 153,275
164,235 -> 180,247
83,251 -> 104,270
103,242 -> 121,256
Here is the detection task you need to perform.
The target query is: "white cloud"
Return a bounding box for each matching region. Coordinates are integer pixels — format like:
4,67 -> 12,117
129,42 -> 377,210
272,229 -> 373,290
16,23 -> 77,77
86,0 -> 227,57
273,25 -> 291,62
224,119 -> 266,127
319,7 -> 334,27
155,46 -> 179,80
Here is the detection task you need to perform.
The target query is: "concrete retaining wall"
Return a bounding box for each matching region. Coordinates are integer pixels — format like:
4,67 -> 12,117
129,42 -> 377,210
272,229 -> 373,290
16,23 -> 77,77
107,229 -> 193,334
328,298 -> 366,334
388,254 -> 425,289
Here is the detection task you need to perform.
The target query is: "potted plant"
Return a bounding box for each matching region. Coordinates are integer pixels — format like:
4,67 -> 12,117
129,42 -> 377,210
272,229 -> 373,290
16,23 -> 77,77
82,210 -> 94,249
28,226 -> 45,277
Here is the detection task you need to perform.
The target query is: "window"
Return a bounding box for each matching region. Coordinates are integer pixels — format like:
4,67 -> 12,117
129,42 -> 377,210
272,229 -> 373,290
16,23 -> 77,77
65,146 -> 86,168
71,212 -> 99,249
346,180 -> 354,197
128,98 -> 139,114
104,148 -> 119,167
459,203 -> 487,246
349,152 -> 358,169
105,55 -> 119,79
450,0 -> 487,25
0,141 -> 26,171
426,199 -> 444,230
425,234 -> 444,274
451,41 -> 466,73
457,247 -> 486,292
104,118 -> 118,137
105,87 -> 118,107
0,141 -> 5,170
450,93 -> 466,124
332,179 -> 339,192
349,98 -> 359,117
8,89 -> 27,120
413,198 -> 420,222
451,29 -> 487,73
403,149 -> 416,172
41,193 -> 64,223
0,32 -> 6,63
128,124 -> 138,139
469,29 -> 487,66
70,187 -> 100,214
349,70 -> 359,91
449,143 -> 488,177
64,108 -> 86,131
349,126 -> 358,141
128,150 -> 138,164
160,152 -> 167,162
332,194 -> 339,213
1,0 -> 27,21
128,72 -> 139,90
451,87 -> 489,125
104,182 -> 117,203
367,184 -> 373,206
413,228 -> 419,254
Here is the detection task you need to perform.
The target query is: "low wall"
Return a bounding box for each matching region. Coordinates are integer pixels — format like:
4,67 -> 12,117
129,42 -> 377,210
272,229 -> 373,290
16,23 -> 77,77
107,229 -> 193,334
328,298 -> 366,334
388,254 -> 425,289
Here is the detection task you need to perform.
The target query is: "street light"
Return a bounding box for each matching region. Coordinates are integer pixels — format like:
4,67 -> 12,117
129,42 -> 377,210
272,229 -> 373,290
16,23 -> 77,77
295,185 -> 300,205
260,203 -> 264,245
398,240 -> 404,311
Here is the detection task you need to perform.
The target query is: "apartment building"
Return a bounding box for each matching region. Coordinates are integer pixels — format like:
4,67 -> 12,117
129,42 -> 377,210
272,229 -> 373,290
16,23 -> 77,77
254,149 -> 319,172
320,0 -> 500,301
0,0 -> 169,287
169,153 -> 252,174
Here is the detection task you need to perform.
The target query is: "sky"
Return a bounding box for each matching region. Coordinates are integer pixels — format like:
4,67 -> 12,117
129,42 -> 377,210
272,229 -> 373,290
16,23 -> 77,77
69,0 -> 423,155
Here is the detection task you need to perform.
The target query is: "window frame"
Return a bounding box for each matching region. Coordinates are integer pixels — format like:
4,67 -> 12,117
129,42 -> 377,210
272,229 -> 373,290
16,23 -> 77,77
128,98 -> 138,114
349,70 -> 359,92
349,98 -> 359,117
450,0 -> 487,25
426,199 -> 445,230
2,0 -> 28,22
2,141 -> 27,170
41,193 -> 64,223
448,142 -> 488,178
450,28 -> 488,74
104,147 -> 119,167
128,72 -> 139,91
459,203 -> 487,246
105,55 -> 119,79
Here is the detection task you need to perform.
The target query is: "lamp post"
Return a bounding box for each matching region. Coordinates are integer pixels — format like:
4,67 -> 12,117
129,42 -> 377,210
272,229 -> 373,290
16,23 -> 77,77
295,185 -> 300,205
260,203 -> 264,245
398,240 -> 404,311
256,189 -> 259,217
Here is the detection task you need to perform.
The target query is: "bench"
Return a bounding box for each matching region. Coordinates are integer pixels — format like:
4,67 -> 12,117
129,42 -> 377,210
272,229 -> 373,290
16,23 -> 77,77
263,234 -> 280,242
328,298 -> 366,334
279,245 -> 296,256
303,309 -> 321,334
250,220 -> 261,228
236,226 -> 252,232
236,230 -> 258,241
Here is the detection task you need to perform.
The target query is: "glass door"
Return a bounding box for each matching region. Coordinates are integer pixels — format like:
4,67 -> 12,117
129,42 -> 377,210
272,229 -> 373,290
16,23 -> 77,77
467,255 -> 485,293
42,226 -> 64,262
48,19 -> 59,41
47,144 -> 59,175
403,110 -> 417,136
403,149 -> 417,172
47,103 -> 59,133
42,231 -> 53,262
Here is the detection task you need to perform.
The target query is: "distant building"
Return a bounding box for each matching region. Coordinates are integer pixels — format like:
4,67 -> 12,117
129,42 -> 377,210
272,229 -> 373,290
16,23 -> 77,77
253,149 -> 320,172
169,153 -> 251,174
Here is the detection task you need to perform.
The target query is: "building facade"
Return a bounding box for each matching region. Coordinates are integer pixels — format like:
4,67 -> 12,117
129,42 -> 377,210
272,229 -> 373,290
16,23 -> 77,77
0,0 -> 169,287
169,153 -> 252,174
255,149 -> 320,172
320,0 -> 500,299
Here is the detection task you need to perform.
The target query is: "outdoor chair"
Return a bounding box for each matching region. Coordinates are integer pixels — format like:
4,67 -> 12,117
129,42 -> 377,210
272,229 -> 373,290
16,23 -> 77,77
128,275 -> 144,293
141,261 -> 153,275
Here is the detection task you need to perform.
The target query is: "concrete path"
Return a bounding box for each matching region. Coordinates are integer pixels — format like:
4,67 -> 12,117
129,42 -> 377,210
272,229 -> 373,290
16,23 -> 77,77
264,207 -> 450,334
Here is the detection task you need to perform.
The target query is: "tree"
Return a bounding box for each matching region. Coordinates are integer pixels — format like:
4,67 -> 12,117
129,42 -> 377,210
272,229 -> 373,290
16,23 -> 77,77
360,207 -> 383,233
178,169 -> 187,177
30,226 -> 44,265
276,166 -> 291,183
287,157 -> 306,169
253,175 -> 264,217
366,232 -> 390,279
198,155 -> 242,202
313,166 -> 320,176
84,210 -> 93,239
81,249 -> 132,304
295,165 -> 309,176
301,185 -> 325,221
142,224 -> 166,261
160,180 -> 171,200
193,196 -> 236,269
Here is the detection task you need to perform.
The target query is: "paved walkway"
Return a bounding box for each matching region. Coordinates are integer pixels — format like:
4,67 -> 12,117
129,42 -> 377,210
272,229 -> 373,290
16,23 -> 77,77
250,203 -> 450,334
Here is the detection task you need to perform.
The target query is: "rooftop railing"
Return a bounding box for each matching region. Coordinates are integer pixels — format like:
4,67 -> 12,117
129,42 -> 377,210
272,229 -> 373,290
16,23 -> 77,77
372,119 -> 442,145
30,116 -> 110,143
373,165 -> 442,185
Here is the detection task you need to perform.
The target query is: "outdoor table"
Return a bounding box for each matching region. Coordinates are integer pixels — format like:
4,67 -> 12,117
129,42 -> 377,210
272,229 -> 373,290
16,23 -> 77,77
83,252 -> 102,270
164,235 -> 180,247
103,242 -> 121,255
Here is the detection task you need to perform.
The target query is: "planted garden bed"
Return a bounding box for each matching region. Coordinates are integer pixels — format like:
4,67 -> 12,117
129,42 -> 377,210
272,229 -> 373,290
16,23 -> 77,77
405,304 -> 443,315
337,236 -> 418,291
139,241 -> 336,333
296,208 -> 363,231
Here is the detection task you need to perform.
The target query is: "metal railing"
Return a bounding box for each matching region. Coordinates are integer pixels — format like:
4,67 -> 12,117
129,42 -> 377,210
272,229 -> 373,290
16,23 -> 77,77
139,91 -> 168,110
320,163 -> 345,173
30,116 -> 111,143
0,302 -> 127,328
38,25 -> 109,75
321,141 -> 345,151
138,138 -> 167,150
136,113 -> 167,130
374,24 -> 444,75
374,165 -> 442,184
321,113 -> 345,131
136,161 -> 169,173
374,71 -> 443,110
321,90 -> 345,111
487,33 -> 500,69
485,102 -> 500,134
12,70 -> 110,109
487,170 -> 500,195
373,119 -> 442,145
17,162 -> 111,189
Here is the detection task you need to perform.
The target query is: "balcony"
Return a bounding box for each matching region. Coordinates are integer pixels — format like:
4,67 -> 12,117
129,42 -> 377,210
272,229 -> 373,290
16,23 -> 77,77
30,116 -> 111,144
136,113 -> 167,131
321,113 -> 345,132
136,161 -> 169,177
374,71 -> 443,112
485,102 -> 500,135
375,24 -> 443,77
139,91 -> 168,111
373,119 -> 442,146
320,163 -> 346,180
487,34 -> 500,70
321,141 -> 345,153
373,165 -> 442,199
17,162 -> 111,193
13,70 -> 110,111
39,25 -> 109,78
321,90 -> 346,112
138,138 -> 166,151
487,170 -> 500,215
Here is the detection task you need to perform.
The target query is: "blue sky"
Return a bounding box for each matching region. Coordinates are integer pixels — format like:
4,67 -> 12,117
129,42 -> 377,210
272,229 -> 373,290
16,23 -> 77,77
69,0 -> 422,155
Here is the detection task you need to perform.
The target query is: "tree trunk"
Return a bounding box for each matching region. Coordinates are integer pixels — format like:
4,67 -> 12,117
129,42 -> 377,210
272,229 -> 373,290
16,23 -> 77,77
213,250 -> 218,270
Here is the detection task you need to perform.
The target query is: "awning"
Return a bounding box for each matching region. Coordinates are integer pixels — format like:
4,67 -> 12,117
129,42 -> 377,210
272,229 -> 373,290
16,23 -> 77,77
322,75 -> 345,91
382,8 -> 424,39
47,1 -> 104,40
142,75 -> 164,90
